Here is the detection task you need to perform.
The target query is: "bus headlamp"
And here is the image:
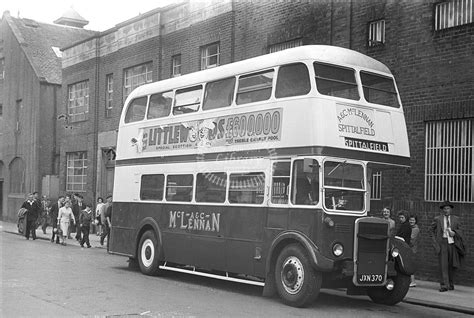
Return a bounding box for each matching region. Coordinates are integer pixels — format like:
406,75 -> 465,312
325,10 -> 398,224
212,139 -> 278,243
391,247 -> 399,258
385,279 -> 395,290
332,243 -> 344,257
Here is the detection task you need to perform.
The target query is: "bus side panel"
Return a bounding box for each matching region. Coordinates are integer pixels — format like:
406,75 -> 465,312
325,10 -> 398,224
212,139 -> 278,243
110,202 -> 139,256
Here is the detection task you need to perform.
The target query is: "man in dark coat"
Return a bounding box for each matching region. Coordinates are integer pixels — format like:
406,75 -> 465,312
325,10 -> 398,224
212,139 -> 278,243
396,210 -> 412,246
20,193 -> 41,240
72,193 -> 84,241
431,201 -> 464,292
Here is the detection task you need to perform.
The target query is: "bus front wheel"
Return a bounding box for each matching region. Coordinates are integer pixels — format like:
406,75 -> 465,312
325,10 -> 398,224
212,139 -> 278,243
138,230 -> 161,276
275,244 -> 322,307
367,273 -> 411,305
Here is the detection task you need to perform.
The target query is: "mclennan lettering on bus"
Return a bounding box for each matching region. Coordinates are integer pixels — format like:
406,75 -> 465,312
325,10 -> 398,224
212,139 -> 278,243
169,211 -> 220,232
136,108 -> 282,152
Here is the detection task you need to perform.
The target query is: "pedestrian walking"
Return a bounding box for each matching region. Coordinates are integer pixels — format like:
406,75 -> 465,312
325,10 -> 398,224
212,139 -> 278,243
50,196 -> 65,244
79,203 -> 94,248
409,214 -> 420,287
100,195 -> 113,248
32,191 -> 42,230
381,206 -> 396,237
431,201 -> 465,292
395,210 -> 411,245
72,193 -> 84,242
20,193 -> 41,240
58,200 -> 75,245
95,197 -> 104,236
40,195 -> 51,234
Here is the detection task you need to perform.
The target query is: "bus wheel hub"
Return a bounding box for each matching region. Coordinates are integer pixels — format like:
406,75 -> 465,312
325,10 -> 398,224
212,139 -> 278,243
281,256 -> 304,294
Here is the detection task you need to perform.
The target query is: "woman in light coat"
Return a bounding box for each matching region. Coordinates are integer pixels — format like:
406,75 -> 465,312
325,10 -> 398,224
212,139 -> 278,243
57,200 -> 75,245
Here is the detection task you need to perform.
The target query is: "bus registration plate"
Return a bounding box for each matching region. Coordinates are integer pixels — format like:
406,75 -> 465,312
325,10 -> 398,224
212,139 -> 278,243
357,274 -> 384,284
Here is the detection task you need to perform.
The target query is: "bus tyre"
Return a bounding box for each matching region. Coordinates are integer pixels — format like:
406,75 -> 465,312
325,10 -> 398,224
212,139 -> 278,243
367,273 -> 411,305
138,230 -> 161,276
275,244 -> 321,307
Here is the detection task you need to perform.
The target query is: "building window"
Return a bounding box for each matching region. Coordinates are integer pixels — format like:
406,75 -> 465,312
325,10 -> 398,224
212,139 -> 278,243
268,38 -> 303,53
0,58 -> 4,80
123,62 -> 153,102
9,157 -> 25,194
172,54 -> 181,77
105,74 -> 113,117
425,119 -> 473,202
66,152 -> 87,192
200,43 -> 220,70
371,171 -> 382,200
67,80 -> 89,122
368,19 -> 385,47
435,0 -> 474,31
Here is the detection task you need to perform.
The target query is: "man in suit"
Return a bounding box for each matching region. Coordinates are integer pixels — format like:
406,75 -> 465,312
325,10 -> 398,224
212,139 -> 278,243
20,193 -> 41,240
431,200 -> 463,292
295,171 -> 319,205
72,193 -> 84,241
50,196 -> 65,244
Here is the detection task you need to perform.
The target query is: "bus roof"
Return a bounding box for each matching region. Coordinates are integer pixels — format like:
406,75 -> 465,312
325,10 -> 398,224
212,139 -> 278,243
129,45 -> 392,99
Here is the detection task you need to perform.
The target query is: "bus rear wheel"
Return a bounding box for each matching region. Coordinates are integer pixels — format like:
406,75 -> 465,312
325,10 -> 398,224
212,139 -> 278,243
367,273 -> 411,305
138,230 -> 161,276
275,244 -> 321,307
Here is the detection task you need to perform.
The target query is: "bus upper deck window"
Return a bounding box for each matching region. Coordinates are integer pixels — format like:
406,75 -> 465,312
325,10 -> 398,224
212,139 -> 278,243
361,71 -> 400,108
314,62 -> 359,100
124,96 -> 147,123
203,77 -> 235,110
236,70 -> 274,105
276,63 -> 311,98
148,91 -> 173,119
173,85 -> 202,115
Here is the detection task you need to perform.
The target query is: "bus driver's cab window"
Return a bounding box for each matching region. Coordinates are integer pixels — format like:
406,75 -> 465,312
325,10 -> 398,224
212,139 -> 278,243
291,159 -> 319,205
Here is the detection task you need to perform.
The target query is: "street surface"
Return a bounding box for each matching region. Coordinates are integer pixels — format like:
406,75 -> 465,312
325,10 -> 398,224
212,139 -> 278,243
0,231 -> 470,317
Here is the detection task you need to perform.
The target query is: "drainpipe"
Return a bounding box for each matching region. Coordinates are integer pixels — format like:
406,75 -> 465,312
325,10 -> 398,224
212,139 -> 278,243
92,36 -> 100,201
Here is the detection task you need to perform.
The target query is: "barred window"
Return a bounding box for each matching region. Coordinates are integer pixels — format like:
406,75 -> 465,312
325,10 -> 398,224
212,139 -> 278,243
200,43 -> 220,70
371,171 -> 382,200
435,0 -> 473,31
105,74 -> 113,117
368,20 -> 385,47
425,119 -> 473,202
123,62 -> 153,102
67,80 -> 89,122
66,152 -> 87,192
172,54 -> 181,77
268,38 -> 303,53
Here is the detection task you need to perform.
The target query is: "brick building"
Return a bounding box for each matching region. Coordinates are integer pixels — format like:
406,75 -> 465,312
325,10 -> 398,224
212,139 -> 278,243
0,10 -> 95,220
4,0 -> 472,285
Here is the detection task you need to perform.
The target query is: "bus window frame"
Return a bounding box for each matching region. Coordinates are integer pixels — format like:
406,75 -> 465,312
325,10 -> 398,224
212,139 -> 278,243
172,85 -> 204,116
124,95 -> 149,123
235,69 -> 276,105
288,157 -> 321,208
269,160 -> 291,206
322,158 -> 366,214
228,171 -> 266,205
313,61 -> 360,102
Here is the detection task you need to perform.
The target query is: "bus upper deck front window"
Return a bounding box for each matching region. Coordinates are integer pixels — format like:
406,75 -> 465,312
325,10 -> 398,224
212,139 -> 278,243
314,62 -> 359,100
124,96 -> 147,123
360,71 -> 400,108
323,160 -> 365,212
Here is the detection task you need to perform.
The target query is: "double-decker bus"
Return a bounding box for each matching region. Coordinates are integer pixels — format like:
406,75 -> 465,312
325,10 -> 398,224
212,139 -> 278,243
110,45 -> 415,307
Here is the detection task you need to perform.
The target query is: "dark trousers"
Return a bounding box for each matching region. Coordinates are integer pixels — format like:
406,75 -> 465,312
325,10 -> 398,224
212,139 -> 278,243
80,226 -> 91,247
75,222 -> 82,240
51,224 -> 60,243
100,224 -> 110,247
24,218 -> 37,240
438,238 -> 455,288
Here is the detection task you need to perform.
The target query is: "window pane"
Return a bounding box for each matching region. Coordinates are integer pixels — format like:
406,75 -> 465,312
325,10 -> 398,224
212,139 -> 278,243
291,159 -> 319,205
236,70 -> 274,105
276,63 -> 311,98
166,174 -> 193,202
271,161 -> 291,204
148,91 -> 173,119
124,96 -> 147,123
314,62 -> 359,100
324,161 -> 364,189
203,77 -> 235,110
140,174 -> 164,200
196,173 -> 227,203
173,86 -> 202,115
229,172 -> 265,204
361,71 -> 400,108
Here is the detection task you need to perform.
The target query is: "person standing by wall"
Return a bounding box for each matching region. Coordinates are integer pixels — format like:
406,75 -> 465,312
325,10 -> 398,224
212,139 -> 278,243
50,196 -> 65,244
396,210 -> 411,246
431,201 -> 464,292
72,193 -> 84,242
381,207 -> 396,237
20,193 -> 41,240
79,203 -> 94,248
409,214 -> 420,287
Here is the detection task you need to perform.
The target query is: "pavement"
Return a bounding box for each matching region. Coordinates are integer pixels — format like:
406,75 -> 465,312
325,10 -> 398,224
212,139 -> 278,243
1,220 -> 473,315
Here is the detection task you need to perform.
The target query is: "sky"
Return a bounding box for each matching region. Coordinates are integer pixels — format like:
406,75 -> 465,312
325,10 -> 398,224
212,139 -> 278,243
0,0 -> 182,31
